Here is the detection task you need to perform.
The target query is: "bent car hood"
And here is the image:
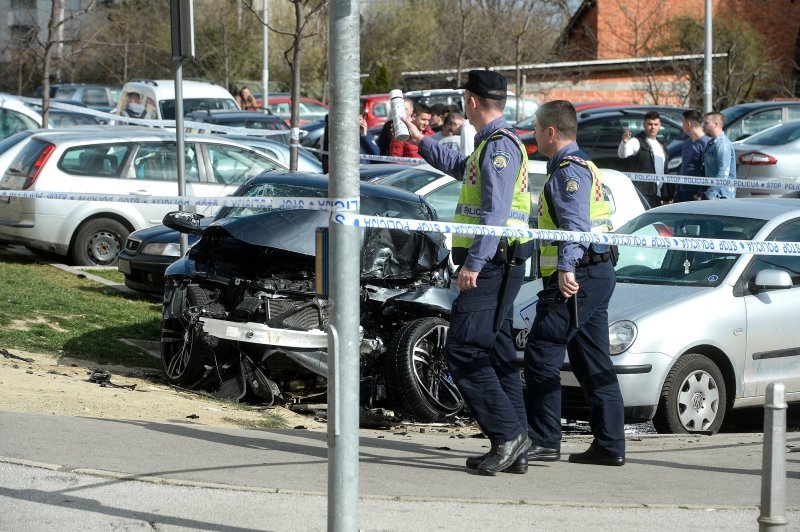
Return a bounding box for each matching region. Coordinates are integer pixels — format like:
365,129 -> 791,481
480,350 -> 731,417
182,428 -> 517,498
209,210 -> 328,256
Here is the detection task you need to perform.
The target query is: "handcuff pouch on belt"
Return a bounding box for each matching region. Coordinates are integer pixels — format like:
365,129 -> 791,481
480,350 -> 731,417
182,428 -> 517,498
577,245 -> 619,267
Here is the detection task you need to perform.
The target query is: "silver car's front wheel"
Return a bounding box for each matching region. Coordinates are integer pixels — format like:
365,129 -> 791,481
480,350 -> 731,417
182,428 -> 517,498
653,353 -> 727,434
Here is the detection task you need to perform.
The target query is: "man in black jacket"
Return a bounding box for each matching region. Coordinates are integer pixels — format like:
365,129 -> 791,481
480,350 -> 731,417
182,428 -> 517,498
617,111 -> 669,206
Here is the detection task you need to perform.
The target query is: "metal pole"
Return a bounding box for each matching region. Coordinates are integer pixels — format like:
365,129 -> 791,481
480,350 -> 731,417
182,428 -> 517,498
758,382 -> 788,531
174,62 -> 188,256
703,0 -> 713,113
262,0 -> 269,105
327,1 -> 361,530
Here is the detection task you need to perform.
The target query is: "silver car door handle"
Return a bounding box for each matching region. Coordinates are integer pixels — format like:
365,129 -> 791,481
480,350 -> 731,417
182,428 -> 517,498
129,190 -> 152,196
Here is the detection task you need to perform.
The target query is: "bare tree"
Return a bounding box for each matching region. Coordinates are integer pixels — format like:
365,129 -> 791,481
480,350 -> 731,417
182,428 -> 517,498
39,0 -> 98,125
245,0 -> 328,171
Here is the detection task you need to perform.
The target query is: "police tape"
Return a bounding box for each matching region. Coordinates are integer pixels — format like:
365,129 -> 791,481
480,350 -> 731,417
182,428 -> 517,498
4,187 -> 799,255
624,171 -> 800,194
0,189 -> 360,211
302,146 -> 426,165
331,212 -> 800,257
17,97 -> 294,139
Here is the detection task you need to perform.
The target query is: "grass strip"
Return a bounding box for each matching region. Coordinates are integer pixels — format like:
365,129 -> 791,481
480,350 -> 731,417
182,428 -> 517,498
0,248 -> 161,368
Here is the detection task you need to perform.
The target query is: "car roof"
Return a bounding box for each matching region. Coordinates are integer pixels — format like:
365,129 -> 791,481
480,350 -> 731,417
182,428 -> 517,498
577,109 -> 682,126
723,101 -> 800,111
186,110 -> 285,121
648,198 -> 800,220
243,171 -> 428,203
28,126 -> 273,146
122,79 -> 234,99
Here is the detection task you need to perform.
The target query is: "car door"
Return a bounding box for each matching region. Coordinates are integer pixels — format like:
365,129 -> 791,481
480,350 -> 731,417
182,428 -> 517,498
195,142 -> 283,216
740,218 -> 800,397
577,117 -> 625,170
126,141 -> 201,224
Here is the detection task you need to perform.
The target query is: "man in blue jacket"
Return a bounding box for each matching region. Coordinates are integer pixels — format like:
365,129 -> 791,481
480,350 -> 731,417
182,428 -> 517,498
701,111 -> 736,199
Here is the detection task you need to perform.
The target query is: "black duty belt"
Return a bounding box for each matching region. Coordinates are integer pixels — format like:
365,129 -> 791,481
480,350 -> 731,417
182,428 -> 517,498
577,251 -> 611,267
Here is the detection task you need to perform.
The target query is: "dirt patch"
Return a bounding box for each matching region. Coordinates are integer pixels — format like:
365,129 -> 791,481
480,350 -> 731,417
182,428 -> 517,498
0,348 -> 327,431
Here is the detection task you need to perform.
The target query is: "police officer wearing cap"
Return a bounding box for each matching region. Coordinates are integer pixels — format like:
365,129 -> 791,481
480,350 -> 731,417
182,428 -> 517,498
525,100 -> 626,466
402,70 -> 533,475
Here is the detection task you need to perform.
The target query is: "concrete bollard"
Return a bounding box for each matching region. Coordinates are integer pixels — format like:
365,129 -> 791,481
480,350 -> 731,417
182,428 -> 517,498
758,382 -> 788,532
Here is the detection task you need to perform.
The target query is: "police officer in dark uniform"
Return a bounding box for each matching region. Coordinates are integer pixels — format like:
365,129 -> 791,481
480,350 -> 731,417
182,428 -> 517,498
402,70 -> 533,475
525,100 -> 626,466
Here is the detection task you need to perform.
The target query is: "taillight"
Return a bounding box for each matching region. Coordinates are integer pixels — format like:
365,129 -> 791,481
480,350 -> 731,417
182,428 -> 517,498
738,151 -> 777,165
23,143 -> 55,189
525,142 -> 538,157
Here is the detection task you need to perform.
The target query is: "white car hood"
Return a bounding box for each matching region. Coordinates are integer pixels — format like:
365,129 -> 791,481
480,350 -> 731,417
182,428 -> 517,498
514,279 -> 714,330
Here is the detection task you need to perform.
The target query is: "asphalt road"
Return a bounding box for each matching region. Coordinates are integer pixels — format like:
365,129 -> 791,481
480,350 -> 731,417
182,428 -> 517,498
0,411 -> 797,531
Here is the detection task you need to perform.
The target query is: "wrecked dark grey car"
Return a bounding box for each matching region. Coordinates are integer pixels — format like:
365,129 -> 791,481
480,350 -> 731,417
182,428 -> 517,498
160,172 -> 463,422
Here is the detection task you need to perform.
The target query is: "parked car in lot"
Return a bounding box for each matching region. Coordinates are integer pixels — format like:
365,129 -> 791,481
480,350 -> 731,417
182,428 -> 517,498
734,119 -> 800,198
113,80 -> 239,121
722,100 -> 800,141
221,134 -> 323,173
0,94 -> 43,140
184,110 -> 290,137
513,198 -> 800,434
0,126 -> 287,265
159,171 -> 462,422
40,83 -> 122,112
257,94 -> 329,125
360,93 -> 390,128
404,88 -> 537,125
521,109 -> 686,172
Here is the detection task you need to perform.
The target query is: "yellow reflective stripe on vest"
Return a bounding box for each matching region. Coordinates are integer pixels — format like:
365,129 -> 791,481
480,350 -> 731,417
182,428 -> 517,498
538,156 -> 612,276
452,128 -> 531,250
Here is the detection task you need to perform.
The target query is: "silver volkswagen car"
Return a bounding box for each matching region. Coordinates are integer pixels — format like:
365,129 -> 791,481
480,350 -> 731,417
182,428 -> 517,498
514,198 -> 800,434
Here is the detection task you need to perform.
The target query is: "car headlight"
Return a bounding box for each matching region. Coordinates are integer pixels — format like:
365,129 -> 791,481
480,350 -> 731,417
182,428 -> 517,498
609,320 -> 637,355
141,242 -> 181,257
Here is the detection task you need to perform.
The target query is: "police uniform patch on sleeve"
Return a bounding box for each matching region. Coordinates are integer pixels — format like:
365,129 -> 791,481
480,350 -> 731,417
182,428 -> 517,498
565,178 -> 580,196
490,151 -> 511,172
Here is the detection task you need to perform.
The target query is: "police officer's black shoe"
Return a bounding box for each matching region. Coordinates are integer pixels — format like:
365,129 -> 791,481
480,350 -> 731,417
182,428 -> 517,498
465,451 -> 527,473
527,445 -> 561,462
476,433 -> 531,476
568,445 -> 625,466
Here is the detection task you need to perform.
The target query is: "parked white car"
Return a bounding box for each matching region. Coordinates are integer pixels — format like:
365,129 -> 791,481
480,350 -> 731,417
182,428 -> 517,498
0,94 -> 44,140
113,79 -> 238,121
0,126 -> 287,265
514,198 -> 800,433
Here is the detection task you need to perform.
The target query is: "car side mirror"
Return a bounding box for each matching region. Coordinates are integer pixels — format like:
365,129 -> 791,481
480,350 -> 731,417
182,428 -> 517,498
750,269 -> 793,292
163,211 -> 205,235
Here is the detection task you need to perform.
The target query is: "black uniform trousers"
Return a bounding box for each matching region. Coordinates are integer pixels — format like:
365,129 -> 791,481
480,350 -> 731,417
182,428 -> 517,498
523,260 -> 625,457
445,262 -> 527,445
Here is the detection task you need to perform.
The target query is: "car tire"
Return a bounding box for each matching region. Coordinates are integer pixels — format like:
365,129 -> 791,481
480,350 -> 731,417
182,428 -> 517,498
385,317 -> 464,422
71,218 -> 129,266
161,284 -> 226,387
652,353 -> 727,434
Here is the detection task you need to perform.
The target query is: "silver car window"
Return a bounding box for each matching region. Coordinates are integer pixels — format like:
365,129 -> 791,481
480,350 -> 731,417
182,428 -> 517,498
741,219 -> 800,289
59,143 -> 130,177
132,142 -> 199,182
614,213 -> 766,286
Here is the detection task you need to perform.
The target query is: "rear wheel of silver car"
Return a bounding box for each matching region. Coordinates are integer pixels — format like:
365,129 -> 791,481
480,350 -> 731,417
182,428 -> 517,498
385,317 -> 464,422
161,285 -> 223,387
653,353 -> 727,434
71,218 -> 129,266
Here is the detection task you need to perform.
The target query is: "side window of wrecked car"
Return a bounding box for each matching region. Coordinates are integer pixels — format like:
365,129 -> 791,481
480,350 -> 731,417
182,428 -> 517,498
360,196 -> 431,221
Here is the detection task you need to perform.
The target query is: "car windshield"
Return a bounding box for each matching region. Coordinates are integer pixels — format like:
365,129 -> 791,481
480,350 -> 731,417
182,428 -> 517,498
739,120 -> 800,146
376,167 -> 443,192
613,212 -> 766,286
221,182 -> 430,221
721,105 -> 752,125
160,98 -> 239,119
0,129 -> 35,155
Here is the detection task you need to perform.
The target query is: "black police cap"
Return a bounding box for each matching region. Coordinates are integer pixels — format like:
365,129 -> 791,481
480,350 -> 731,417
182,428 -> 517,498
460,70 -> 507,100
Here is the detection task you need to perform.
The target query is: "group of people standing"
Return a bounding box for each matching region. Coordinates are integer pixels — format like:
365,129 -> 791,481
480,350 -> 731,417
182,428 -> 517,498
402,70 -> 626,476
618,109 -> 737,206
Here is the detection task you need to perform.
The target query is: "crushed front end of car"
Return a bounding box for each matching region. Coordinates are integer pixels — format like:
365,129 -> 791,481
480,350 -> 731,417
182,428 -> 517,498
161,209 -> 463,422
